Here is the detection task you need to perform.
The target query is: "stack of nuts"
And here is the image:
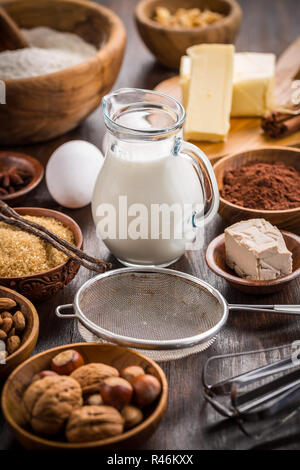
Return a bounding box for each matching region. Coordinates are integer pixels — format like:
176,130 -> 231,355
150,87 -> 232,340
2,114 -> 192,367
0,298 -> 26,358
22,349 -> 162,443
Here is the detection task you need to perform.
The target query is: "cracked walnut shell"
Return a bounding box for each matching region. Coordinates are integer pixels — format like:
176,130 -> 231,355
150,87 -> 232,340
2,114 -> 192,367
70,363 -> 119,396
66,405 -> 124,443
23,375 -> 83,435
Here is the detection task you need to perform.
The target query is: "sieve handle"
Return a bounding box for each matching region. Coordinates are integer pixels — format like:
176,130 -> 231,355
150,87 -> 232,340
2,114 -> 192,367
176,139 -> 219,227
55,304 -> 77,319
229,305 -> 300,316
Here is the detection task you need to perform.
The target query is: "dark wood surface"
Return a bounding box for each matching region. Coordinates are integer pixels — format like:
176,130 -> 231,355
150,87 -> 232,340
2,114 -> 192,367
1,0 -> 300,450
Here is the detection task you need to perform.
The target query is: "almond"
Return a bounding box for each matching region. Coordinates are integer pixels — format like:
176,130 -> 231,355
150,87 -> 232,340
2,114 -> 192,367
0,298 -> 16,312
0,329 -> 7,341
1,317 -> 13,333
7,335 -> 21,354
12,311 -> 26,331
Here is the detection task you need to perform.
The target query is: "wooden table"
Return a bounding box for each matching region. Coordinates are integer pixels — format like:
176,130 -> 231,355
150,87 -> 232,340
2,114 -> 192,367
1,0 -> 300,451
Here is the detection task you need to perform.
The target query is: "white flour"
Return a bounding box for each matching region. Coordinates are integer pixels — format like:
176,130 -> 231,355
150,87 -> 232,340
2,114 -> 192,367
0,26 -> 98,80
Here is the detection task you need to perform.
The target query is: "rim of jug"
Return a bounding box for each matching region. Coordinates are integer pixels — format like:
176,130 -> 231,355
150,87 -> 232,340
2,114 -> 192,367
102,87 -> 186,138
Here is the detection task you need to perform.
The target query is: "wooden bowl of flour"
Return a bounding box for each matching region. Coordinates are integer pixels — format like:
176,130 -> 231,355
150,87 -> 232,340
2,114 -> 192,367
0,0 -> 126,145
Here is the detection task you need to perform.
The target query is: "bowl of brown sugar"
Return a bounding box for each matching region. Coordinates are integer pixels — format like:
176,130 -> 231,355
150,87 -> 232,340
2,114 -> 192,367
213,146 -> 300,235
0,207 -> 83,302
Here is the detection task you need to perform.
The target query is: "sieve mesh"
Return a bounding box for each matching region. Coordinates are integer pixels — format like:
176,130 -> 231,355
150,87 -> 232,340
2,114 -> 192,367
78,323 -> 217,362
76,271 -> 224,345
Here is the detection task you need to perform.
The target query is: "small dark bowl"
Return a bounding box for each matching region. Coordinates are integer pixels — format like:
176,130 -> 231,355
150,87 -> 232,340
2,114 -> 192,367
0,207 -> 83,303
205,231 -> 300,295
0,152 -> 44,205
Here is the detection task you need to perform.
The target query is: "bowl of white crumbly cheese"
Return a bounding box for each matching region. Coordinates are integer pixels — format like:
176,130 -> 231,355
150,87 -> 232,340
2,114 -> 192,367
0,0 -> 126,145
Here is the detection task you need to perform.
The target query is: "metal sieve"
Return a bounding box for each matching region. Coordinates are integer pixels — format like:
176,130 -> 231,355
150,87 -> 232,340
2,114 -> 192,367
55,267 -> 300,351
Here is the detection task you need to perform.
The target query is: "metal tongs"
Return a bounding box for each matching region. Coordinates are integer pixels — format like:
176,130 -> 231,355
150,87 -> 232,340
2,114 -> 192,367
202,344 -> 300,440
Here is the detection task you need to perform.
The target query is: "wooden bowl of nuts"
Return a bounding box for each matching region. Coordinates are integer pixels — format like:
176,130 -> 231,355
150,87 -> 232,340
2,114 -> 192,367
135,0 -> 242,68
0,285 -> 39,379
2,343 -> 168,450
0,151 -> 44,205
0,206 -> 83,302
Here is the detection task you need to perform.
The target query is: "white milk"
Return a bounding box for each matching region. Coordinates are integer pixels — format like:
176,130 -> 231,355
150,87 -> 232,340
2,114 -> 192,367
92,137 -> 204,266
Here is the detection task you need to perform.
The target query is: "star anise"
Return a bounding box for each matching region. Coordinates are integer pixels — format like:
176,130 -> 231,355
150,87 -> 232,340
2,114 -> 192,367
0,166 -> 32,196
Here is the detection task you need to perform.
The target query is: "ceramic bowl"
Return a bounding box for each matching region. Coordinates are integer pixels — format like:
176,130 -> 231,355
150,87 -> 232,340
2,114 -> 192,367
206,231 -> 300,295
0,285 -> 39,379
135,0 -> 242,68
0,0 -> 126,145
0,207 -> 83,302
213,146 -> 300,235
2,342 -> 168,450
0,151 -> 44,205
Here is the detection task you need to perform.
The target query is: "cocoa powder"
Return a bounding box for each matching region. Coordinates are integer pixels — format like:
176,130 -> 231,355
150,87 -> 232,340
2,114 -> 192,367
221,161 -> 300,210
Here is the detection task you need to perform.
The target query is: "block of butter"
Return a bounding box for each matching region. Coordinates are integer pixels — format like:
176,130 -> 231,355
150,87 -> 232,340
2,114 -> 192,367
231,53 -> 275,117
180,51 -> 276,118
225,219 -> 292,281
184,44 -> 234,142
179,54 -> 191,110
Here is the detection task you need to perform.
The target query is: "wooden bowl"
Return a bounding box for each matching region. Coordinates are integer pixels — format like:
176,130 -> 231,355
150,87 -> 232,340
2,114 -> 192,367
2,342 -> 168,450
0,207 -> 83,302
206,231 -> 300,295
0,285 -> 39,379
213,146 -> 300,235
0,0 -> 126,145
0,151 -> 44,205
135,0 -> 242,69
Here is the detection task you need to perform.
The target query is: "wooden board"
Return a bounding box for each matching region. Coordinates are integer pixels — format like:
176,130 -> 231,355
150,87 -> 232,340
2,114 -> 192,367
154,36 -> 300,162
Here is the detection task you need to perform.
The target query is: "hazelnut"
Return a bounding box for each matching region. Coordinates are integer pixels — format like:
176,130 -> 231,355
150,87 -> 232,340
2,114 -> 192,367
1,311 -> 12,320
100,377 -> 133,410
66,405 -> 124,443
85,393 -> 103,406
23,375 -> 83,435
70,363 -> 119,396
51,349 -> 84,375
12,311 -> 26,331
131,374 -> 162,407
0,329 -> 7,342
1,317 -> 13,333
32,370 -> 58,383
120,365 -> 144,383
6,335 -> 21,354
121,405 -> 143,429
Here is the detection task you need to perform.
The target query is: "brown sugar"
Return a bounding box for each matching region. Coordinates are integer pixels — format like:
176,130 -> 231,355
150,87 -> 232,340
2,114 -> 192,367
0,215 -> 75,277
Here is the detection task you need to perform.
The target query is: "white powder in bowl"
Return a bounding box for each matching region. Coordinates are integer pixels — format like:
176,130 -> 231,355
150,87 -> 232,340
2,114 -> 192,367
0,26 -> 98,80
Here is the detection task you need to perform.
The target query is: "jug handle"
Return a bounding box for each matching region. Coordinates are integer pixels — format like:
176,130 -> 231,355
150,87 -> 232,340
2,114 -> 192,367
175,139 -> 219,227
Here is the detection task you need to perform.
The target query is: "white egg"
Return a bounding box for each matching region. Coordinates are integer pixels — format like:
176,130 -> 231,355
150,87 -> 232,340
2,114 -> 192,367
46,140 -> 104,209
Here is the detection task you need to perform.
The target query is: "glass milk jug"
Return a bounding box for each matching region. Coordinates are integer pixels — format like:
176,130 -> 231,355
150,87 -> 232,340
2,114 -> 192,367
92,88 -> 219,267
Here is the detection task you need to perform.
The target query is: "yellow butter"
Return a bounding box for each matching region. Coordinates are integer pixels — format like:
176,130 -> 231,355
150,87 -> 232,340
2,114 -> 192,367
180,52 -> 276,119
179,55 -> 191,109
231,53 -> 275,117
184,44 -> 234,142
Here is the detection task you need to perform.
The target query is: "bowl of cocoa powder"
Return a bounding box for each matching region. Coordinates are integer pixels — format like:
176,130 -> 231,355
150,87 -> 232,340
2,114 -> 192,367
213,146 -> 300,235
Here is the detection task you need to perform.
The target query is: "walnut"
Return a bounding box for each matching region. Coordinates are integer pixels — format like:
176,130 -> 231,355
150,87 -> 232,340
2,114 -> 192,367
7,335 -> 20,354
23,375 -> 83,435
70,363 -> 119,396
65,405 -> 124,443
12,311 -> 26,331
